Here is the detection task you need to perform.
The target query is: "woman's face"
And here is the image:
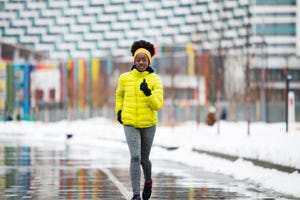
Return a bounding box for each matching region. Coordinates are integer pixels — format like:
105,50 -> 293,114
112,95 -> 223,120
134,53 -> 149,72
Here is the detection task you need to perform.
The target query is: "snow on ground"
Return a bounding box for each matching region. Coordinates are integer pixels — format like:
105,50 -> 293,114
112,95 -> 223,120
0,118 -> 300,198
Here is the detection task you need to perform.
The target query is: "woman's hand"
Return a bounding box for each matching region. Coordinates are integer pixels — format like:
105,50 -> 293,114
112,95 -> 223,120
140,78 -> 151,96
117,110 -> 123,124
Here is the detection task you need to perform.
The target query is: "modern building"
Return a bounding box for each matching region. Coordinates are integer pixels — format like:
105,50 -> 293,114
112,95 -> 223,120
0,0 -> 299,122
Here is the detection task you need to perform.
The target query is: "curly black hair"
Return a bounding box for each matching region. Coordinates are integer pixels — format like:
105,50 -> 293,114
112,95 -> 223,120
130,40 -> 155,57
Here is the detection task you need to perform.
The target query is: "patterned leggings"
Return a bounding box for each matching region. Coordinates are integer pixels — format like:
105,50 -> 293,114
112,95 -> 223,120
124,125 -> 156,195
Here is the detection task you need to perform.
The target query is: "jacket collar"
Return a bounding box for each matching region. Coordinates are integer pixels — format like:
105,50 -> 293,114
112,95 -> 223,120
131,65 -> 154,73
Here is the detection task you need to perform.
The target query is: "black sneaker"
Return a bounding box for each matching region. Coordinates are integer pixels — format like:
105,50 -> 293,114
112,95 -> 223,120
131,194 -> 141,200
142,179 -> 152,200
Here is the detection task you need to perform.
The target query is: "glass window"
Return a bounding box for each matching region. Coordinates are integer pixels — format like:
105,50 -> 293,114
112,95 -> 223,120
288,70 -> 300,81
255,0 -> 296,5
266,69 -> 285,81
255,13 -> 296,17
256,23 -> 296,36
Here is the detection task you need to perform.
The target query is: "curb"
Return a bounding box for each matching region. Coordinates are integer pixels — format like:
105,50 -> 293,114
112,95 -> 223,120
192,148 -> 300,174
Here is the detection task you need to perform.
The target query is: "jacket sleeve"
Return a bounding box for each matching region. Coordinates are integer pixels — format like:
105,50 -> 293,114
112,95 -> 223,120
147,75 -> 163,111
115,76 -> 124,115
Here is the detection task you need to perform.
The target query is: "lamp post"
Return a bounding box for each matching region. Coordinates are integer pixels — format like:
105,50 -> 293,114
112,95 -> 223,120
285,73 -> 292,133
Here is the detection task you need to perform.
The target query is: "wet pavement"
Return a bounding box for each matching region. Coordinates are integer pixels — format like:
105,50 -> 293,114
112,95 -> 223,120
0,136 -> 293,200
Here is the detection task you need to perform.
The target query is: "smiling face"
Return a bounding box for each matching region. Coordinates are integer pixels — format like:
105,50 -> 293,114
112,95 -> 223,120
134,53 -> 149,72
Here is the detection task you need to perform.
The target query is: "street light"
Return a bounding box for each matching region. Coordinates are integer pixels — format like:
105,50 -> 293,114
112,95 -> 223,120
285,73 -> 292,133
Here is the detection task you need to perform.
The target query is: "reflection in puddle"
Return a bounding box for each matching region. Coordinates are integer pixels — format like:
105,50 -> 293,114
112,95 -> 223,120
110,168 -> 246,200
0,142 -> 290,200
154,174 -> 238,199
0,144 -> 124,199
59,168 -> 122,199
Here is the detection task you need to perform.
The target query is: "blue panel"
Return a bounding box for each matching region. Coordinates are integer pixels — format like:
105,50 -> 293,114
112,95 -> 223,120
13,64 -> 32,120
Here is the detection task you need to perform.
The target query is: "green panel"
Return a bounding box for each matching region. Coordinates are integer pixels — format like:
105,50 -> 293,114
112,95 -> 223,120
255,0 -> 296,5
5,170 -> 15,189
4,147 -> 16,166
6,64 -> 14,116
256,24 -> 296,35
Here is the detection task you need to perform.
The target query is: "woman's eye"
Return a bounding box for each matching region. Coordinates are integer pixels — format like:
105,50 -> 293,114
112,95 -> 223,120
137,59 -> 145,62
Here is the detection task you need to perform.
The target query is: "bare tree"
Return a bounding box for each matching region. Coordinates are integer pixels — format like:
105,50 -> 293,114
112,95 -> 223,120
245,2 -> 252,135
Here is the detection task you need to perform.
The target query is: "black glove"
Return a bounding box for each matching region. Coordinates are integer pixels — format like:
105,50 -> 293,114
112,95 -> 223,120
117,110 -> 123,124
140,78 -> 151,96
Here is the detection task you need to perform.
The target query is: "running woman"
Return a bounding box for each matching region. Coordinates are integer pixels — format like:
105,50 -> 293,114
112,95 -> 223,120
115,40 -> 164,200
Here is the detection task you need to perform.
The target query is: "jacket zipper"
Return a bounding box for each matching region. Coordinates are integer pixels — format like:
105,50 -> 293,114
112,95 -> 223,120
135,77 -> 139,127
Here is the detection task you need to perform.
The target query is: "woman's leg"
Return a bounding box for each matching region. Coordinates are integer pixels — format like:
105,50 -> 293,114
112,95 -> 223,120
140,126 -> 156,183
124,125 -> 141,195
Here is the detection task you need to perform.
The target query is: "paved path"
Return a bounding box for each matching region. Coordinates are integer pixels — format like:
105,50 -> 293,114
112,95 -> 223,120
0,138 -> 292,199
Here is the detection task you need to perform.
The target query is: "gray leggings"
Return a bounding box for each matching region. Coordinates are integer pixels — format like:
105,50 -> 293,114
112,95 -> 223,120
124,125 -> 156,195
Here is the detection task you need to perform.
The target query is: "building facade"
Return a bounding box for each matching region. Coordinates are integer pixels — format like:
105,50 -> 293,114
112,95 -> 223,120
0,0 -> 299,122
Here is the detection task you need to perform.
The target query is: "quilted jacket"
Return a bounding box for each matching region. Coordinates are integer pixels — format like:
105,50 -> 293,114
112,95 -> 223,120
115,67 -> 163,128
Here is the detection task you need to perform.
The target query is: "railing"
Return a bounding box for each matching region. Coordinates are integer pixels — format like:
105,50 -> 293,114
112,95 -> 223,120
30,101 -> 300,124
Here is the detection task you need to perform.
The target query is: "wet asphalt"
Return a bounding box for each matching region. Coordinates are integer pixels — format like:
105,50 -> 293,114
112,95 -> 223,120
0,136 -> 294,200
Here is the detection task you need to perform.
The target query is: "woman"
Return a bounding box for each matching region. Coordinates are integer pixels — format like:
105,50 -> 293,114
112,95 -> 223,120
115,40 -> 163,200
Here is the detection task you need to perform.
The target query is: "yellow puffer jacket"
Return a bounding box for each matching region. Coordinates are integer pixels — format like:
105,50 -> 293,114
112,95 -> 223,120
115,68 -> 163,128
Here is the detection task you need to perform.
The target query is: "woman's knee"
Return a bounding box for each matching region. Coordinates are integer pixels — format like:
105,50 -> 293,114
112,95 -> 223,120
131,154 -> 141,163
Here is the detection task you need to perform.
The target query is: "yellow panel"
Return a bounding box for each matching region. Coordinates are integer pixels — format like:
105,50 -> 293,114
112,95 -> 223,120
0,99 -> 5,109
0,63 -> 6,71
0,81 -> 5,89
91,58 -> 100,82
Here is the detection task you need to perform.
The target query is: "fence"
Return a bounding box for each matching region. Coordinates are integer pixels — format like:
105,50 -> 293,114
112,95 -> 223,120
31,101 -> 300,124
